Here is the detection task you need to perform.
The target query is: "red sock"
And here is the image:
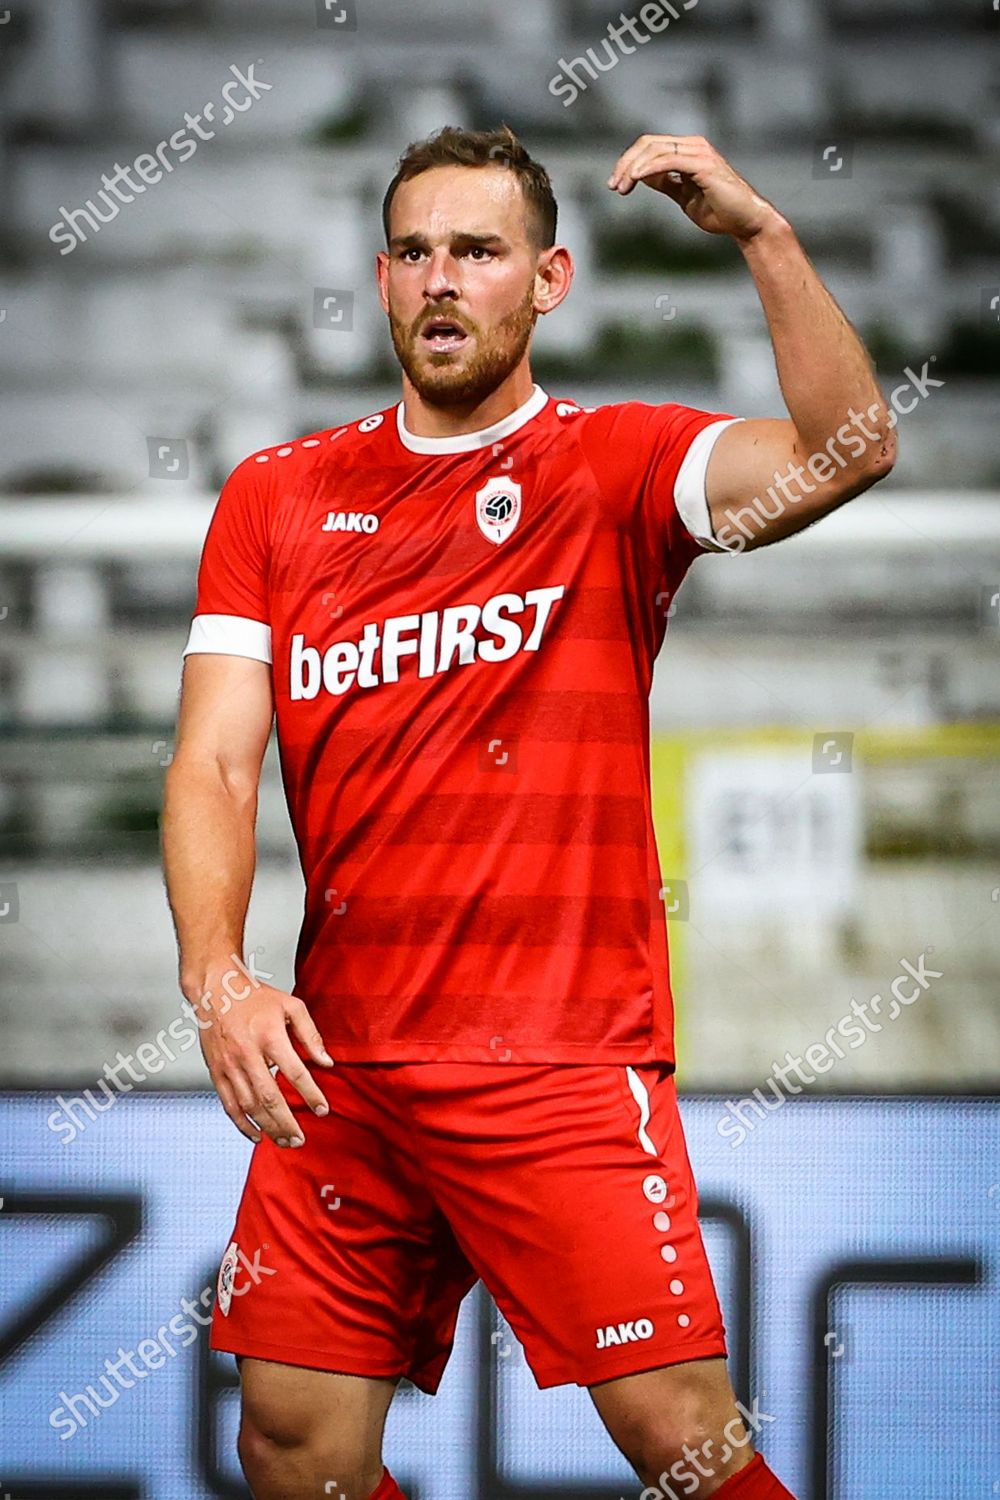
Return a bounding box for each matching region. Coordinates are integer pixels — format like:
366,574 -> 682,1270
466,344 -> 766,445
712,1451 -> 797,1497
365,1469 -> 407,1500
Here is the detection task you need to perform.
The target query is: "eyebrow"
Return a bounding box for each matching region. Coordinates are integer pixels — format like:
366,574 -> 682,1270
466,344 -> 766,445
388,231 -> 509,252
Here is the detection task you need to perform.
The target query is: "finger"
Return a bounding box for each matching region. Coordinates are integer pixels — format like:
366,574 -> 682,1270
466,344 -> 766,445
615,149 -> 698,195
224,1065 -> 271,1140
608,134 -> 674,188
618,158 -> 705,197
607,132 -> 656,185
266,1034 -> 329,1117
608,135 -> 694,191
235,1056 -> 304,1146
214,1073 -> 263,1144
641,170 -> 703,214
612,140 -> 709,195
286,997 -> 335,1068
651,174 -> 694,209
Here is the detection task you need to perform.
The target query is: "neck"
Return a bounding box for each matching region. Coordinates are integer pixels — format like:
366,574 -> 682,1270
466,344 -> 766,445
399,363 -> 536,438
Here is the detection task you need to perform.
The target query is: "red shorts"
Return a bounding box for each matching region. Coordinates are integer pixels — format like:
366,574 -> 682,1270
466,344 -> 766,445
209,1061 -> 727,1391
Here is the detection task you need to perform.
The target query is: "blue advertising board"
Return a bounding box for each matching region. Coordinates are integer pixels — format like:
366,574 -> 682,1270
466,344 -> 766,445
0,1093 -> 996,1498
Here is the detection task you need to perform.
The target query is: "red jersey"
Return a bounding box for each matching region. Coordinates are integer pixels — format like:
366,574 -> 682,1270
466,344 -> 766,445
183,386 -> 739,1064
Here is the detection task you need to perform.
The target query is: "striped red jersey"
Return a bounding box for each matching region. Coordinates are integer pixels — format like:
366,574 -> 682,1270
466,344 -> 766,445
183,385 -> 739,1064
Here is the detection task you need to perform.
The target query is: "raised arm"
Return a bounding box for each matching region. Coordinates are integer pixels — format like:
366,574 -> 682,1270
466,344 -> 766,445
162,653 -> 332,1145
607,133 -> 897,552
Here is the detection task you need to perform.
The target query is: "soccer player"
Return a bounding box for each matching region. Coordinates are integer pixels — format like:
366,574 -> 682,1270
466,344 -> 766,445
162,125 -> 894,1500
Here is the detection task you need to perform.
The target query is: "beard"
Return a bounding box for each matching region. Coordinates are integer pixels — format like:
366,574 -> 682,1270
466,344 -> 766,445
388,284 -> 537,409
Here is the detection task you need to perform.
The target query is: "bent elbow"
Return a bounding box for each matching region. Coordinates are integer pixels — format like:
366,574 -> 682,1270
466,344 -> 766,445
856,425 -> 898,490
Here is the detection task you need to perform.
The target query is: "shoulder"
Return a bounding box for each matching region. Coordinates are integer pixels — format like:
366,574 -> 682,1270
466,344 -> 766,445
232,403 -> 396,480
544,396 -> 631,432
547,396 -> 697,446
541,397 -> 642,460
553,396 -> 740,470
547,397 -> 702,475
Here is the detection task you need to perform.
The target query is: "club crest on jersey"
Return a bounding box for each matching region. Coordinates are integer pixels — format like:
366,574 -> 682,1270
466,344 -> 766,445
217,1240 -> 240,1317
475,476 -> 522,546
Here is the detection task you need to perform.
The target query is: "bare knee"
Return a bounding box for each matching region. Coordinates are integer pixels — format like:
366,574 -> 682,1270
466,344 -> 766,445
591,1359 -> 754,1495
238,1413 -> 383,1499
236,1360 -> 393,1500
626,1419 -> 754,1496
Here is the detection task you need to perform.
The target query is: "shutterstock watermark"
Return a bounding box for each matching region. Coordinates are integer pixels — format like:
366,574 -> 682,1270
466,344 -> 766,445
621,1396 -> 775,1499
549,1 -> 698,108
717,949 -> 943,1148
46,1019 -> 201,1145
49,62 -> 272,256
712,358 -> 944,553
46,950 -> 273,1144
47,1245 -> 274,1440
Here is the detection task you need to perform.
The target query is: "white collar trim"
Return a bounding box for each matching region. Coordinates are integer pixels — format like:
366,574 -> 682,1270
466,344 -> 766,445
395,384 -> 549,455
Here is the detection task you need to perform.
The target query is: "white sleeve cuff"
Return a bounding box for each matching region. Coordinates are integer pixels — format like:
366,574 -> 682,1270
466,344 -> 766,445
183,613 -> 272,664
673,417 -> 744,551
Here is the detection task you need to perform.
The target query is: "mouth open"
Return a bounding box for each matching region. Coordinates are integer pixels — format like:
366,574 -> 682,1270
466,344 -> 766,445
421,318 -> 470,353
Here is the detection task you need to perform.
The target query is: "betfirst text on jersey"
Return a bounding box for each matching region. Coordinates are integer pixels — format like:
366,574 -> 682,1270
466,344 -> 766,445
289,585 -> 565,698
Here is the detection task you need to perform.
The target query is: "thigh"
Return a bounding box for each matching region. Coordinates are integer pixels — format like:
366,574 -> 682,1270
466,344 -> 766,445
403,1061 -> 727,1390
210,1062 -> 478,1396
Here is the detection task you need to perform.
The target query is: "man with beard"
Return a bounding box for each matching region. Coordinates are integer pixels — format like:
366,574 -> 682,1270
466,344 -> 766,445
162,124 -> 894,1500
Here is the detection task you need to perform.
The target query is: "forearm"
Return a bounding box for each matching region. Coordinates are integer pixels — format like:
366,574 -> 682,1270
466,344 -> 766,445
739,214 -> 894,466
161,760 -> 258,1004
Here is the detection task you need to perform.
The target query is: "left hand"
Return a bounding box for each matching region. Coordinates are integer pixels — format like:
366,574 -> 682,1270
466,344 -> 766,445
607,134 -> 779,241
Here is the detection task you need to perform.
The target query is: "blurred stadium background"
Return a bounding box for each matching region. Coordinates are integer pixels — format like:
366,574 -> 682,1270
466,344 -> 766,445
0,0 -> 997,1495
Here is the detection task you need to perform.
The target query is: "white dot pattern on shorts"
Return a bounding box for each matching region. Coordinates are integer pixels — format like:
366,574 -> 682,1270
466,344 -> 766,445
633,1089 -> 696,1342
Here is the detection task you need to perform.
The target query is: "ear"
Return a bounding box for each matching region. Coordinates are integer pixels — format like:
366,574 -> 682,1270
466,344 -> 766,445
534,244 -> 574,316
375,250 -> 390,315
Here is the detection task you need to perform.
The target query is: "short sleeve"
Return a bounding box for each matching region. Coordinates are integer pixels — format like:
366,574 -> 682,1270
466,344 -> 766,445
183,456 -> 272,664
579,401 -> 743,565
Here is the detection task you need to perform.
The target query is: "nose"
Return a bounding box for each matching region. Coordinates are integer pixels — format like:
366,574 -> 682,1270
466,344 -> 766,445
422,247 -> 458,303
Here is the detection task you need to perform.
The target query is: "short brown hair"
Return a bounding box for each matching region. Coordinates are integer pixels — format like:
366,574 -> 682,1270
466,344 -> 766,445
381,123 -> 557,251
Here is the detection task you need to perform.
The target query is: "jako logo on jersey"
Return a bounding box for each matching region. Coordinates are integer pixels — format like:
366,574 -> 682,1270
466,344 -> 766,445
321,510 -> 379,533
476,476 -> 521,545
291,584 -> 565,699
595,1318 -> 655,1349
